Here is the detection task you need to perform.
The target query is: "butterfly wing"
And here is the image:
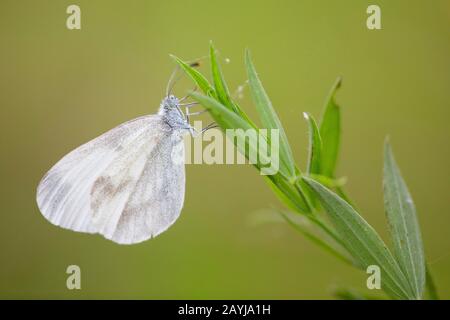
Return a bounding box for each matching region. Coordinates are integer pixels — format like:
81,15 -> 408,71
90,126 -> 186,244
36,115 -> 186,244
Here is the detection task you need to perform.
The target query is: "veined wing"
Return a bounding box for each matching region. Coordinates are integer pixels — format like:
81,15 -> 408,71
93,130 -> 186,244
37,114 -> 185,244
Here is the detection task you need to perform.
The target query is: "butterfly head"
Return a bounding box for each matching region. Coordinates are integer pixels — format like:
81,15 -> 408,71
159,95 -> 190,130
159,95 -> 181,114
161,95 -> 180,109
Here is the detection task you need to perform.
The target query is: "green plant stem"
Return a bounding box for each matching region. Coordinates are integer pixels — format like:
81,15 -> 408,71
293,179 -> 313,214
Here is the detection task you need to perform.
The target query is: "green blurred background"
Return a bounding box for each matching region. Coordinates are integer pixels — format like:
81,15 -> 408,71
1,0 -> 449,299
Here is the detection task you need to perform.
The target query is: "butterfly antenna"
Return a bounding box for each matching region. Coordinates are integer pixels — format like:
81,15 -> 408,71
166,61 -> 202,97
166,65 -> 180,97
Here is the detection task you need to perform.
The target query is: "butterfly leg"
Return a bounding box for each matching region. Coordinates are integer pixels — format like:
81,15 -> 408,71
187,122 -> 217,138
188,126 -> 199,138
184,104 -> 207,127
186,109 -> 208,116
201,122 -> 219,133
180,102 -> 200,108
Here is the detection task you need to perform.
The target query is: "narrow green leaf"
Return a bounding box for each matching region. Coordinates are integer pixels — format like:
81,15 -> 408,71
209,42 -> 233,110
191,92 -> 251,131
192,92 -> 311,213
303,176 -> 415,299
294,179 -> 314,213
383,140 -> 426,299
229,101 -> 258,129
191,92 -> 268,168
335,186 -> 354,208
308,175 -> 354,207
319,77 -> 341,178
170,54 -> 215,96
309,174 -> 347,189
209,43 -> 256,127
245,49 -> 296,179
304,112 -> 322,175
265,175 -> 311,214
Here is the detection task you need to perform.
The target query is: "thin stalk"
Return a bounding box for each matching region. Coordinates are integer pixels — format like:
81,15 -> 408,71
292,178 -> 313,214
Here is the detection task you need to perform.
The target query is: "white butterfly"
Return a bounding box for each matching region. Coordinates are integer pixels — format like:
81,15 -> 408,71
36,90 -> 208,245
